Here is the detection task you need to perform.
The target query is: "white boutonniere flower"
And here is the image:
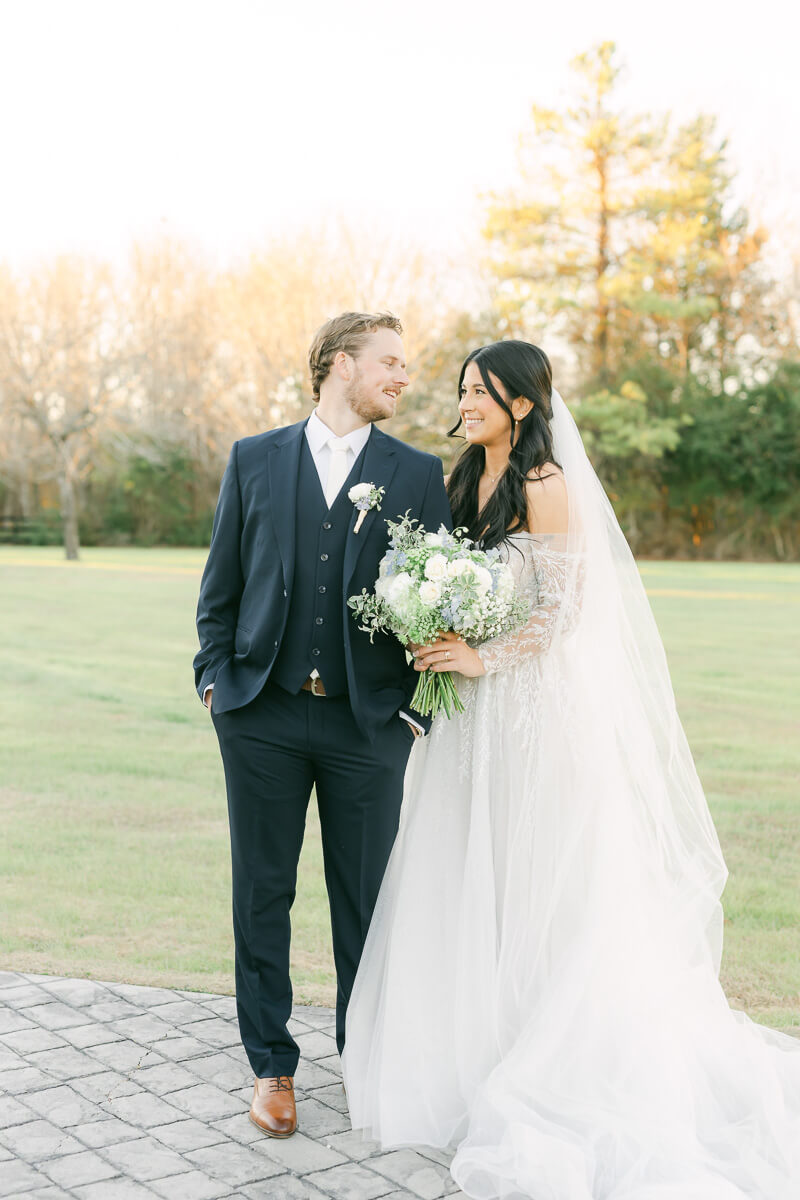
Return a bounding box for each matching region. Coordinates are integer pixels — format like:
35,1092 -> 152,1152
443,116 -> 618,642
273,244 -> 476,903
349,482 -> 385,534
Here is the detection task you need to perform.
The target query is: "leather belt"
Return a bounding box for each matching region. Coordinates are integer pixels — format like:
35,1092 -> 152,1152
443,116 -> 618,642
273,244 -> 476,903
301,676 -> 327,697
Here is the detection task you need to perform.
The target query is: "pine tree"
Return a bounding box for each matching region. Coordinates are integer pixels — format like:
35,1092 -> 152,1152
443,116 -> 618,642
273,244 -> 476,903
484,41 -> 657,383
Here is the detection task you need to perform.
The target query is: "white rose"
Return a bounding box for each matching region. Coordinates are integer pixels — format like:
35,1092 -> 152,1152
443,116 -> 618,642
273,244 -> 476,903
423,532 -> 444,547
389,571 -> 413,602
348,483 -> 372,503
424,554 -> 448,581
418,580 -> 442,606
446,558 -> 469,578
375,575 -> 392,601
474,566 -> 493,593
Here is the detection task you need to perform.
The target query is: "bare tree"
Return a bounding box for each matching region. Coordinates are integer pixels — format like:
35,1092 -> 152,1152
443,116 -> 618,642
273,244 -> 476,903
0,257 -> 126,558
125,238 -> 253,471
223,223 -> 467,449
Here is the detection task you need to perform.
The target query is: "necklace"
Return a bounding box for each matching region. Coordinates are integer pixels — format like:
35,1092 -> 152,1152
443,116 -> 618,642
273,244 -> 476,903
483,466 -> 506,483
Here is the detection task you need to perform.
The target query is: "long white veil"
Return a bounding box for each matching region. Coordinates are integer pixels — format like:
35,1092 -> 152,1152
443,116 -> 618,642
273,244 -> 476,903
551,385 -> 728,968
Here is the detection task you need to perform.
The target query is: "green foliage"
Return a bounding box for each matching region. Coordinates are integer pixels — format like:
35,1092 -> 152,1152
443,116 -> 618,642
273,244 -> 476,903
577,380 -> 686,463
81,448 -> 215,547
663,363 -> 800,558
0,506 -> 62,546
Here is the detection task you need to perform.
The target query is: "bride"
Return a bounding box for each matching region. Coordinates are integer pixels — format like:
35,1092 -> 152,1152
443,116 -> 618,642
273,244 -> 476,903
341,339 -> 800,1199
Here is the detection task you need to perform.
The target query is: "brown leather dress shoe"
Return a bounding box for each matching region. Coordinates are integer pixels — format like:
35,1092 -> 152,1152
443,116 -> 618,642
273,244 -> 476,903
249,1075 -> 297,1138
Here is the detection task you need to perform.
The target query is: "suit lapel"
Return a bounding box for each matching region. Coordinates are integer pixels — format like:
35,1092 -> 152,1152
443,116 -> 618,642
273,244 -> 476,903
343,426 -> 398,586
266,420 -> 307,591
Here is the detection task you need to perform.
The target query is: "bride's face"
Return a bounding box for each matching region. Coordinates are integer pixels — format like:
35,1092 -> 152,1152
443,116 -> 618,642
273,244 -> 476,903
458,361 -> 513,447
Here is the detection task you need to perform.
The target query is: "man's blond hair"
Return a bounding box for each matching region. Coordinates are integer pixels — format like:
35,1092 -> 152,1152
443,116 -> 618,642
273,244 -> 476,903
308,311 -> 403,401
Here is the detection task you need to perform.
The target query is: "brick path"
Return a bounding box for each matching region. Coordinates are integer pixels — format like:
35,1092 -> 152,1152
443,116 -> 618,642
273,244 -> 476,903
0,971 -> 459,1199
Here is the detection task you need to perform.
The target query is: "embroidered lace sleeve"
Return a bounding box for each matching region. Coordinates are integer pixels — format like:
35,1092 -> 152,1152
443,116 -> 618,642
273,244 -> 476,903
477,536 -> 581,676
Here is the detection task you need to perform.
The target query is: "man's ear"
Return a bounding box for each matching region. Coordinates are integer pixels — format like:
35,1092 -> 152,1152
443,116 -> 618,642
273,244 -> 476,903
334,351 -> 353,382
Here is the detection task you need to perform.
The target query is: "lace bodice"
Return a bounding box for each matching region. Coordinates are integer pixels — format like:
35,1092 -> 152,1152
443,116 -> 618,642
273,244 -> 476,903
476,533 -> 579,675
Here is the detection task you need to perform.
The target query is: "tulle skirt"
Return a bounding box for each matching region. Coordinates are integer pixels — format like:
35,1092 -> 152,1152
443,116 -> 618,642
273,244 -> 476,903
342,658 -> 800,1199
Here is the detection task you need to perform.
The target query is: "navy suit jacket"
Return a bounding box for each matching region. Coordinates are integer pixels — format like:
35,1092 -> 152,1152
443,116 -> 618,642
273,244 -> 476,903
193,419 -> 453,739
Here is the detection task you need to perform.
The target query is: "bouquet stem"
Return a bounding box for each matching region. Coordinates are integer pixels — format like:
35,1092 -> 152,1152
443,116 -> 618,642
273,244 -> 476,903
411,669 -> 465,719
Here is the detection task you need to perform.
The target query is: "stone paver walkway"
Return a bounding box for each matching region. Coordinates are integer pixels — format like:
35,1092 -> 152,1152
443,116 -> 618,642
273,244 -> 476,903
0,971 -> 459,1199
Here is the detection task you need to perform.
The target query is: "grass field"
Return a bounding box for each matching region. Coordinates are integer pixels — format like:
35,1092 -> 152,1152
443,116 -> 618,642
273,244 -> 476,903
1,547 -> 798,1028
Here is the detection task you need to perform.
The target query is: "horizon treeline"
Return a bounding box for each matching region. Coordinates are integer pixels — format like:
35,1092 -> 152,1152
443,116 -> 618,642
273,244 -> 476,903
1,43 -> 798,561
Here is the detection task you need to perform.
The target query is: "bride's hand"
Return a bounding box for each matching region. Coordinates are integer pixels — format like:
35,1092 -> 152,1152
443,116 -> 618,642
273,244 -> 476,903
414,631 -> 485,677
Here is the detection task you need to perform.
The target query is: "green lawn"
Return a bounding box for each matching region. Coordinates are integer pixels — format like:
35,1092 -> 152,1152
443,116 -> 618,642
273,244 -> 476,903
1,547 -> 798,1028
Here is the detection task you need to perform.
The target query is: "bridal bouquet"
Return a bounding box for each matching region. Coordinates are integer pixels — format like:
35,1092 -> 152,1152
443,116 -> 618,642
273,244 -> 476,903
348,515 -> 528,717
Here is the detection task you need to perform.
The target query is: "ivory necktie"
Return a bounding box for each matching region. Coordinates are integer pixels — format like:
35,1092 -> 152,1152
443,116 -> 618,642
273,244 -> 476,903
325,437 -> 351,508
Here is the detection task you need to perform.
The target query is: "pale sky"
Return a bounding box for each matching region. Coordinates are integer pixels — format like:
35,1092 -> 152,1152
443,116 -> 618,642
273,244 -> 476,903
1,0 -> 798,274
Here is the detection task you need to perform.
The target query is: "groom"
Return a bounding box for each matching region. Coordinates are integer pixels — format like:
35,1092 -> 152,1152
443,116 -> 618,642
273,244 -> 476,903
194,311 -> 451,1137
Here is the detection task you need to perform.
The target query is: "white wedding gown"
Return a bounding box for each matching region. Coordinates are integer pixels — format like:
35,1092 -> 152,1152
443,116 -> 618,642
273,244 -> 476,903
342,476 -> 800,1197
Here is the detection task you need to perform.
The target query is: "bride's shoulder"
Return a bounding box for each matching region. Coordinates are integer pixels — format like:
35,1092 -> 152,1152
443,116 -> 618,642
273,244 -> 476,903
526,462 -> 565,487
524,464 -> 568,535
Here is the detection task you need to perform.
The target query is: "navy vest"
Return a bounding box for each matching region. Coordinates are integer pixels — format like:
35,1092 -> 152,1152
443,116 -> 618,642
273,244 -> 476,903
270,436 -> 368,697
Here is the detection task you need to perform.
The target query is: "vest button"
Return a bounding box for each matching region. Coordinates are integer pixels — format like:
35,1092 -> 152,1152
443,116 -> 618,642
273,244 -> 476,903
283,589 -> 288,597
312,647 -> 321,656
323,522 -> 332,530
318,586 -> 326,593
315,617 -> 323,625
274,640 -> 279,647
320,553 -> 329,562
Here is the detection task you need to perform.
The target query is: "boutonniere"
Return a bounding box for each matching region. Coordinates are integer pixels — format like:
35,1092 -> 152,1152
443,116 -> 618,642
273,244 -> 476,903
349,482 -> 385,534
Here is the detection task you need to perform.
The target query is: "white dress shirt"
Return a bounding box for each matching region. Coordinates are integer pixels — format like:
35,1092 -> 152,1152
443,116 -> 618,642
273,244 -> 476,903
203,412 -> 423,735
304,409 -> 371,499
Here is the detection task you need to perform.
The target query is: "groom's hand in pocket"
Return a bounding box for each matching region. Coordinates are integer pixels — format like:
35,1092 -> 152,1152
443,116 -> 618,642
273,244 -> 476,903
203,686 -> 214,711
400,716 -> 423,740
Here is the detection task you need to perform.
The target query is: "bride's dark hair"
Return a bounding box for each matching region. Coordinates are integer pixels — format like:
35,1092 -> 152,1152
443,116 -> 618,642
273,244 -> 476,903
447,340 -> 559,549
